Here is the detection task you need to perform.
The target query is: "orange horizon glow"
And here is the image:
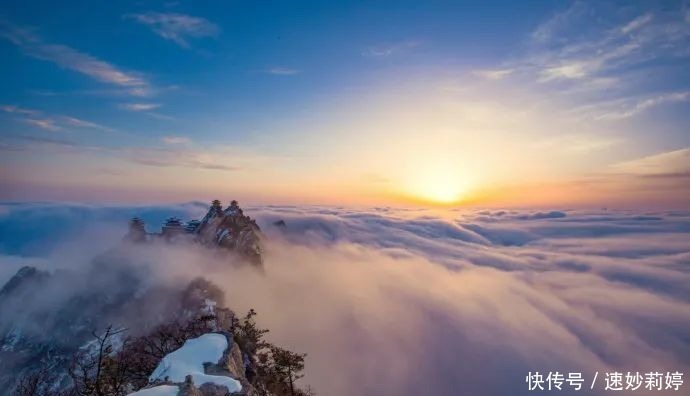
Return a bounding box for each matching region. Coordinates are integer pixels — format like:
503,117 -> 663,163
1,77 -> 688,209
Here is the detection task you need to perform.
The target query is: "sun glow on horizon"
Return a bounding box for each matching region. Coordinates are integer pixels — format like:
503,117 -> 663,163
396,159 -> 478,205
416,184 -> 466,204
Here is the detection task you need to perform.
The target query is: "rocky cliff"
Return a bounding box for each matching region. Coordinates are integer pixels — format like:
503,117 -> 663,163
1,265 -> 262,395
0,202 -> 310,396
130,332 -> 252,396
125,200 -> 263,265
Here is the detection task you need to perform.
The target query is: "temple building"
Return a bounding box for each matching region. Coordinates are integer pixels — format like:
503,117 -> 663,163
162,217 -> 184,240
125,217 -> 147,243
123,200 -> 263,265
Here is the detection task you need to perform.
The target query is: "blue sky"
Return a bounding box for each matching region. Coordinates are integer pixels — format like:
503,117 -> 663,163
1,1 -> 689,207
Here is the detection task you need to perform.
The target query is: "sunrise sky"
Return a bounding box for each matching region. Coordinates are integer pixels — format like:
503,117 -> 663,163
1,0 -> 689,208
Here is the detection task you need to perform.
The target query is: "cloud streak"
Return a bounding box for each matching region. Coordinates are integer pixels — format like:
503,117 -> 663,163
0,19 -> 151,96
596,92 -> 690,120
0,135 -> 242,172
24,118 -> 62,131
1,105 -> 117,133
119,102 -> 162,111
476,1 -> 690,126
530,3 -> 690,84
264,67 -> 301,76
473,68 -> 514,81
363,40 -> 422,57
0,105 -> 41,116
610,147 -> 690,176
125,12 -> 220,48
162,136 -> 190,145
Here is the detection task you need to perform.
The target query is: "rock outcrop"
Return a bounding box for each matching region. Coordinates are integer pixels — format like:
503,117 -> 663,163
0,265 -> 239,393
132,332 -> 255,396
0,265 -> 50,296
1,201 -> 273,394
125,200 -> 263,265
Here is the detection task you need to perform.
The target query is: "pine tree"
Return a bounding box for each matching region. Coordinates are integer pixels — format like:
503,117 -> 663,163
269,346 -> 306,396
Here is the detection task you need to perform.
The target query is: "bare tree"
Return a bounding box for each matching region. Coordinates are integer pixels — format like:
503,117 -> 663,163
14,367 -> 60,396
69,325 -> 126,396
116,315 -> 216,389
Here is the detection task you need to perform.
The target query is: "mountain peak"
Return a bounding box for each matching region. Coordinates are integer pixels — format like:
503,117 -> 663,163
125,200 -> 263,265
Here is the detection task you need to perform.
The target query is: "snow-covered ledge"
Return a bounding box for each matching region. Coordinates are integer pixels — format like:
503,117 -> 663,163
128,333 -> 243,395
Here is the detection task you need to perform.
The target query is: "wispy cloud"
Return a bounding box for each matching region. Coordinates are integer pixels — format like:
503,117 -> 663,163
0,19 -> 151,96
532,133 -> 622,153
144,112 -> 176,121
161,136 -> 190,145
1,104 -> 117,132
596,92 -> 690,120
538,61 -> 591,81
486,1 -> 690,88
621,13 -> 653,34
363,40 -> 422,57
13,134 -> 80,147
264,67 -> 301,76
530,1 -> 590,44
126,147 -> 240,171
125,12 -> 220,48
0,104 -> 41,116
119,103 -> 162,111
2,135 -> 241,172
0,134 -> 83,154
118,103 -> 174,121
610,147 -> 690,176
528,5 -> 690,84
60,116 -> 117,132
24,118 -> 62,131
472,68 -> 514,81
473,2 -> 690,127
26,84 -> 179,99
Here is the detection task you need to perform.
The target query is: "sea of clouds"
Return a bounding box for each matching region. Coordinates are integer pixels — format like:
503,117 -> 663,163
0,201 -> 689,396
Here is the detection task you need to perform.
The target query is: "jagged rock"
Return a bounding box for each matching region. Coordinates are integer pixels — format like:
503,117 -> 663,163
126,200 -> 263,265
198,331 -> 256,395
205,333 -> 246,382
2,202 -> 266,394
199,382 -> 232,396
0,263 -> 242,393
128,384 -> 181,396
0,266 -> 50,296
272,219 -> 287,230
0,260 -> 152,391
196,200 -> 263,265
179,375 -> 203,396
225,340 -> 247,384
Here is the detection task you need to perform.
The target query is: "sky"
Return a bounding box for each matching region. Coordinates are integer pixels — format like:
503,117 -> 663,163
0,0 -> 689,208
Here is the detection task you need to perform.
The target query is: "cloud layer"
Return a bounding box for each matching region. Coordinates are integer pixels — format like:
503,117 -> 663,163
0,202 -> 689,395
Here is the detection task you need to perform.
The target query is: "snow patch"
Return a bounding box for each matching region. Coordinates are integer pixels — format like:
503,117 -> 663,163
149,333 -> 242,393
128,385 -> 179,396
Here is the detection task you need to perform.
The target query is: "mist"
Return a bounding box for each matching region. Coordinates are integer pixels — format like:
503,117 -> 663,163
1,202 -> 689,396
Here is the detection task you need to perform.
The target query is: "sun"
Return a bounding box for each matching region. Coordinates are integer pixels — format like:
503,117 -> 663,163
399,165 -> 474,205
421,182 -> 465,204
413,175 -> 469,204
